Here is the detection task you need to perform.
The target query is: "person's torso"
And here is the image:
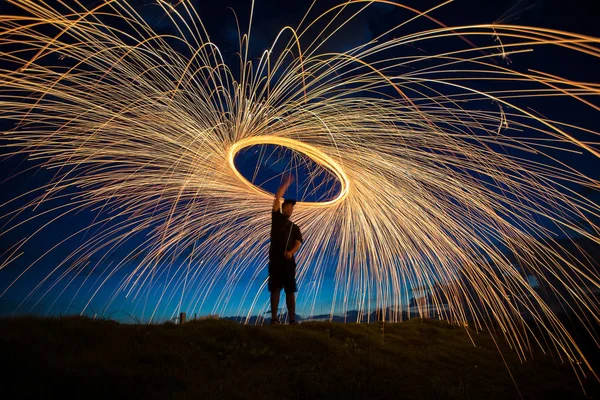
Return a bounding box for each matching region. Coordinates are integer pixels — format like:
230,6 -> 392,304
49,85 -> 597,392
270,211 -> 298,259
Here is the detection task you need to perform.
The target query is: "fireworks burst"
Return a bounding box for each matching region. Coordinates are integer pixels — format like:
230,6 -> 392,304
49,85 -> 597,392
1,0 -> 600,380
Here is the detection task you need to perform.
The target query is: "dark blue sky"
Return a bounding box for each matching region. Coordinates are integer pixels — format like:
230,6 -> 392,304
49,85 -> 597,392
0,0 -> 598,322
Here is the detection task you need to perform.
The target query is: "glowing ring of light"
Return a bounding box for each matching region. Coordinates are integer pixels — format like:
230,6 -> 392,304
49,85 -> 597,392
228,136 -> 350,207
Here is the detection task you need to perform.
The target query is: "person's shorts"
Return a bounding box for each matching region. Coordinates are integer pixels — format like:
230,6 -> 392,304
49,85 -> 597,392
268,259 -> 297,293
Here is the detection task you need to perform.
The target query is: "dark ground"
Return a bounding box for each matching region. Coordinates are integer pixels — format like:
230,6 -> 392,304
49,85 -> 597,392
1,316 -> 598,399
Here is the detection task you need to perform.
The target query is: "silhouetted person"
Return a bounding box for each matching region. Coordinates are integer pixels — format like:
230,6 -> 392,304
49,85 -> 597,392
269,175 -> 303,325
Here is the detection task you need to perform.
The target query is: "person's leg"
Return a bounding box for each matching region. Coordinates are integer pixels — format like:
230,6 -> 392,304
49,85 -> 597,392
270,289 -> 280,322
285,291 -> 295,322
269,260 -> 282,323
283,269 -> 298,324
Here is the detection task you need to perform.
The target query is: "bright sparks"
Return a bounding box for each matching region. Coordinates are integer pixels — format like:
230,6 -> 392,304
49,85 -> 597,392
1,0 -> 600,380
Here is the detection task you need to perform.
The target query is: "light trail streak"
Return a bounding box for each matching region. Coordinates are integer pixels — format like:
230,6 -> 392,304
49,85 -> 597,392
0,0 -> 599,381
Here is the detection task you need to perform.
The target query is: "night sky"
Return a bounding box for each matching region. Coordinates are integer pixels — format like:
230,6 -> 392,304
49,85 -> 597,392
0,0 -> 598,322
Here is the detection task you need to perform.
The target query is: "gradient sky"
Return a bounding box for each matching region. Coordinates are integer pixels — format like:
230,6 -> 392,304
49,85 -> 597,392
0,0 -> 598,322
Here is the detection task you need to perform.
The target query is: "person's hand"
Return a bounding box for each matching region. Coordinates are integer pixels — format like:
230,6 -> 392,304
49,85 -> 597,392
284,251 -> 293,260
284,174 -> 294,185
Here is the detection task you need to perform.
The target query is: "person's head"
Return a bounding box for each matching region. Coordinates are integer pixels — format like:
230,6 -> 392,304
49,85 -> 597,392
282,199 -> 296,217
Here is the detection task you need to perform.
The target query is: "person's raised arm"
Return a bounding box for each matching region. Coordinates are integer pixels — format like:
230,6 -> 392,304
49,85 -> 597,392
273,175 -> 294,212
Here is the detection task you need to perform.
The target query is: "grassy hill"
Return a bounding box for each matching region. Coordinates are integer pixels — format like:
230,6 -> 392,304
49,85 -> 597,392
1,316 -> 598,399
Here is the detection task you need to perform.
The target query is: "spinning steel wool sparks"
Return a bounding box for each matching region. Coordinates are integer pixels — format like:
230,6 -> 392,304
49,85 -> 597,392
1,0 -> 599,379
